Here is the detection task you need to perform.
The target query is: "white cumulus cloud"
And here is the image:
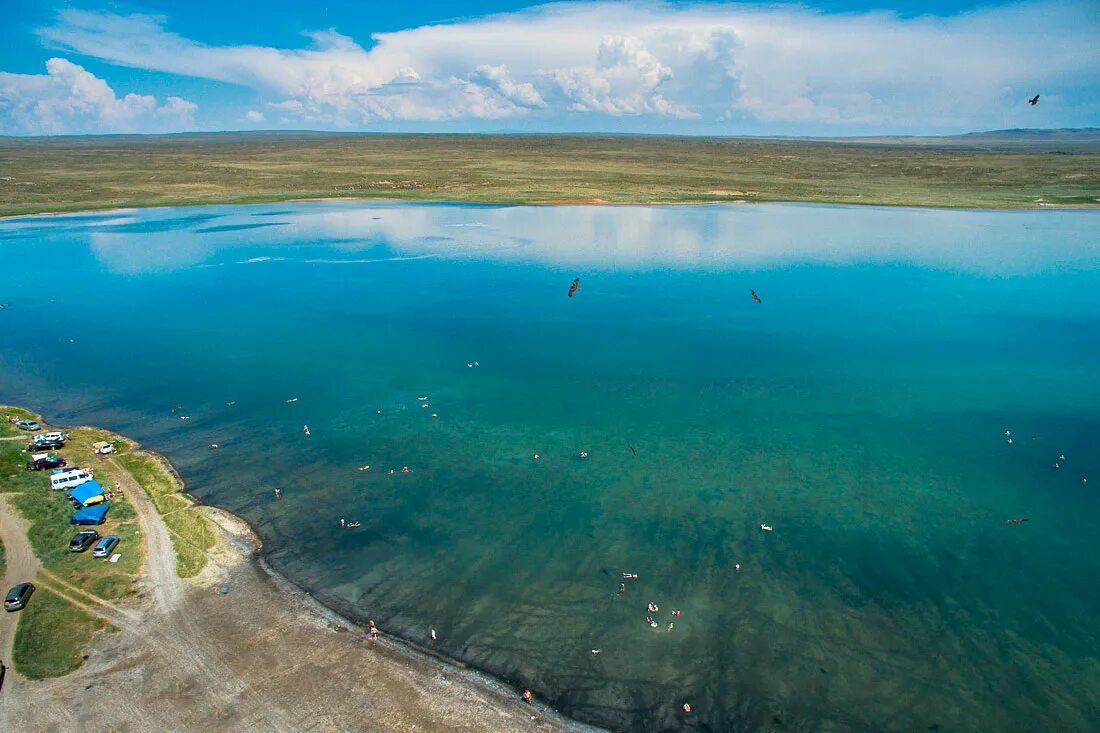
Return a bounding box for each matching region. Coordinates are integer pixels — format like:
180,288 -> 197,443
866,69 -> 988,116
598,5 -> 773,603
25,1 -> 1100,131
0,58 -> 196,134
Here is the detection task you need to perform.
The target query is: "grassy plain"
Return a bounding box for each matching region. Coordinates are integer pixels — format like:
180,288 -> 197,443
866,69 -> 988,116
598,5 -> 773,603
1,132 -> 1098,217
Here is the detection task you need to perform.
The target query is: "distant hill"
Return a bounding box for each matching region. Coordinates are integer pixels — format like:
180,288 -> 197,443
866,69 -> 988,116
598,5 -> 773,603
822,128 -> 1100,149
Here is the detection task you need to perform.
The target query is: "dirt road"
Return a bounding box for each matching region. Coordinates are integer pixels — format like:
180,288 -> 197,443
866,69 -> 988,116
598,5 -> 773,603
0,494 -> 42,666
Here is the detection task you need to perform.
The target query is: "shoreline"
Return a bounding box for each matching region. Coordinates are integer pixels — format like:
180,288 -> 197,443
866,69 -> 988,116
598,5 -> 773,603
2,195 -> 1099,224
4,191 -> 1100,222
3,406 -> 602,733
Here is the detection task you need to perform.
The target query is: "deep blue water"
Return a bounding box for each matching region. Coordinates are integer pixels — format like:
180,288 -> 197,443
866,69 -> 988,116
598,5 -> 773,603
1,201 -> 1098,732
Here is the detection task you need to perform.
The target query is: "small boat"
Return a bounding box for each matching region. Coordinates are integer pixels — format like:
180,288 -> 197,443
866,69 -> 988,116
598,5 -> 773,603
760,524 -> 774,532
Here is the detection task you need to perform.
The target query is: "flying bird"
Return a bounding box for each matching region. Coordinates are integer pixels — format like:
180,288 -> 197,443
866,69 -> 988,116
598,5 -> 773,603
568,278 -> 580,298
1028,94 -> 1040,106
1007,518 -> 1030,524
750,290 -> 762,304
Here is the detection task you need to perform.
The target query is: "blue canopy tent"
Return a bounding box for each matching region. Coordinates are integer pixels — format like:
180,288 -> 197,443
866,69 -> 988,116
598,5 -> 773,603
68,480 -> 105,508
70,503 -> 111,525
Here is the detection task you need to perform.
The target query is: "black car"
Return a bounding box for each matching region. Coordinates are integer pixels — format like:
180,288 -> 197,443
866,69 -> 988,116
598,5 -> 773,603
69,530 -> 100,553
4,583 -> 35,612
26,455 -> 67,471
27,439 -> 64,451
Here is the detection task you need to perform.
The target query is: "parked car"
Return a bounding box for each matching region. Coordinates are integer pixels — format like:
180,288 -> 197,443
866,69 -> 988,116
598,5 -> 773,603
4,583 -> 35,612
34,432 -> 66,443
27,439 -> 64,451
92,441 -> 115,455
15,419 -> 40,431
69,530 -> 100,553
26,455 -> 66,471
92,535 -> 120,558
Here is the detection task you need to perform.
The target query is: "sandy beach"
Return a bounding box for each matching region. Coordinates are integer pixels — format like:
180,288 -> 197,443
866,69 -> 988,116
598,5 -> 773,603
0,413 -> 585,733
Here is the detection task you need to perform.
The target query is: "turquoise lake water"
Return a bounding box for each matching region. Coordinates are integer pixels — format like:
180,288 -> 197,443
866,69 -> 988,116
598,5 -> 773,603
1,201 -> 1098,731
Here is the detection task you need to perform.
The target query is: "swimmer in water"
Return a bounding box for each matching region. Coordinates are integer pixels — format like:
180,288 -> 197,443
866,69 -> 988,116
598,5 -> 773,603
683,703 -> 692,714
274,487 -> 282,499
761,523 -> 774,532
359,465 -> 371,471
647,602 -> 659,613
287,397 -> 298,403
340,518 -> 345,528
735,563 -> 741,571
303,425 -> 311,436
210,443 -> 219,449
579,451 -> 588,460
591,649 -> 601,656
522,689 -> 533,704
668,622 -> 674,631
533,452 -> 540,461
431,629 -> 437,641
672,609 -> 681,618
401,466 -> 410,473
618,583 -> 626,595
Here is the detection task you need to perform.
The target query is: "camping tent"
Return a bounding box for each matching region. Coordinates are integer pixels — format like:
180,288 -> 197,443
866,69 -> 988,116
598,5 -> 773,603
69,480 -> 105,508
70,503 -> 111,525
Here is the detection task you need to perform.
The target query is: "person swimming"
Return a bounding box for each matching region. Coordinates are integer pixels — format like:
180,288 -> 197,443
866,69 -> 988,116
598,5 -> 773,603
761,523 -> 774,531
579,451 -> 588,460
672,609 -> 681,618
303,424 -> 311,436
618,583 -> 626,594
533,452 -> 540,461
591,649 -> 601,656
274,487 -> 282,498
647,602 -> 659,613
401,466 -> 410,473
287,397 -> 298,403
359,465 -> 371,471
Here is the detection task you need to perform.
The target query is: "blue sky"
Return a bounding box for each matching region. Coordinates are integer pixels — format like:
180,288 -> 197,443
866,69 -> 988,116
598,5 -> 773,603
2,1 -> 1098,136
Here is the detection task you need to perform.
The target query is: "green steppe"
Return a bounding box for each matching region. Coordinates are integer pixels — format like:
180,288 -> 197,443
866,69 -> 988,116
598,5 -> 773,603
1,132 -> 1098,217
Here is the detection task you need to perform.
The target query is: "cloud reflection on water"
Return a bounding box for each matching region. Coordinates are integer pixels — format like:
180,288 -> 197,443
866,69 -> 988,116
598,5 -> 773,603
7,201 -> 1096,275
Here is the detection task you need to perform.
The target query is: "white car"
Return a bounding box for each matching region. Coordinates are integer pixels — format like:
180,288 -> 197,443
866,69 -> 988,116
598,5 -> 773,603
34,432 -> 66,443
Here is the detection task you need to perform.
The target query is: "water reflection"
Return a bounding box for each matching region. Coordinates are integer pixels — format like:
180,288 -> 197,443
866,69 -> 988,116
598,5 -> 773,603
4,201 -> 1096,275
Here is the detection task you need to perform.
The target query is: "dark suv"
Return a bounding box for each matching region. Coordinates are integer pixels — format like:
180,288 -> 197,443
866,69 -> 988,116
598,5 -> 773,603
26,455 -> 67,471
69,530 -> 100,553
4,583 -> 35,612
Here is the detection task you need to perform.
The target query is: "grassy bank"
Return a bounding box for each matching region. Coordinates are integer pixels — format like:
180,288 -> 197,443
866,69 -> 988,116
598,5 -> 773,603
11,588 -> 109,679
1,132 -> 1098,216
115,452 -> 213,578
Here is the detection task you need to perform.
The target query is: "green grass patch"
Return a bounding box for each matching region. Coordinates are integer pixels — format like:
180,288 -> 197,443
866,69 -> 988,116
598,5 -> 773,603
0,406 -> 41,437
162,509 -> 215,578
116,451 -> 212,578
12,586 -> 110,680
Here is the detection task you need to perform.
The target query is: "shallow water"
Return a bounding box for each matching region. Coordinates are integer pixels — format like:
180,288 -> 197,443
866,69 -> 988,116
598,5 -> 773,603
1,201 -> 1098,732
